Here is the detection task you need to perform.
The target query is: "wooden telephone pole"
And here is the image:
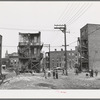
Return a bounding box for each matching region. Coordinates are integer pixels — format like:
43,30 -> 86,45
54,24 -> 69,75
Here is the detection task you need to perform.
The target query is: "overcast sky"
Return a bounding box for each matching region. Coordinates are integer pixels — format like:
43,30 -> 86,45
0,1 -> 100,57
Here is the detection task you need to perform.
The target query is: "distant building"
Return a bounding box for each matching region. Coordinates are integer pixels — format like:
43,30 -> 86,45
1,58 -> 10,68
18,32 -> 43,72
4,52 -> 19,69
8,52 -> 19,68
45,49 -> 76,70
78,24 -> 100,71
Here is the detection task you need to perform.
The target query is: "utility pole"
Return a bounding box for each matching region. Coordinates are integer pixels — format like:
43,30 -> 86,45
49,44 -> 50,70
44,44 -> 50,70
54,24 -> 69,75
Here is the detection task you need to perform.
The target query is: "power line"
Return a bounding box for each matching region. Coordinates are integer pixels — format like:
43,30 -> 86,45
67,3 -> 92,26
58,3 -> 75,23
2,40 -> 77,48
56,3 -> 70,23
60,3 -> 82,24
68,40 -> 77,45
66,3 -> 89,25
0,27 -> 60,32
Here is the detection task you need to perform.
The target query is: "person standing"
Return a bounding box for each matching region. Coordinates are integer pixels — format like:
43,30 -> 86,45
95,70 -> 98,76
62,69 -> 64,75
90,69 -> 93,77
56,70 -> 58,79
53,69 -> 55,79
44,70 -> 47,79
48,70 -> 51,77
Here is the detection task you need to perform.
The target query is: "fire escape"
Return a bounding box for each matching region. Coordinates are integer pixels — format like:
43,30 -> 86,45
80,29 -> 89,71
18,32 -> 43,73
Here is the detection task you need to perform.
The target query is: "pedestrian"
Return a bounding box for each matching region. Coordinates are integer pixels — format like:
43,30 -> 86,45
53,69 -> 55,79
62,69 -> 64,75
44,70 -> 47,79
95,70 -> 98,76
90,69 -> 93,77
75,68 -> 78,75
48,70 -> 51,77
55,70 -> 58,79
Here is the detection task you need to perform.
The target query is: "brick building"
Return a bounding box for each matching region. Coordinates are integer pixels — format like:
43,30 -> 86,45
3,51 -> 19,69
45,49 -> 76,70
8,52 -> 19,68
18,32 -> 43,72
78,24 -> 100,71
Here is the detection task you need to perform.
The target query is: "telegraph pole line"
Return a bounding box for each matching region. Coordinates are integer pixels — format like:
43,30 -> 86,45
54,24 -> 69,76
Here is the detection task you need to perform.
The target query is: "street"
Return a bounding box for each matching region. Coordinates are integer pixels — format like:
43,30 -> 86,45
0,69 -> 100,89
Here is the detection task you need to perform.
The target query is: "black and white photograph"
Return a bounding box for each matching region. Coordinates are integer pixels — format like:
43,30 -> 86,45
0,1 -> 100,91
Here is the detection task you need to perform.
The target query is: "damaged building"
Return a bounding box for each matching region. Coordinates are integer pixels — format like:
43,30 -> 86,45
18,32 -> 43,73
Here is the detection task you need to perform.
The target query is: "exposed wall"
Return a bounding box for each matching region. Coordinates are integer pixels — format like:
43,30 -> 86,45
0,35 -> 2,73
88,24 -> 100,71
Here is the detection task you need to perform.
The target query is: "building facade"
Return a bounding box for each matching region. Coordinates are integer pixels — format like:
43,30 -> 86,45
18,32 -> 43,72
2,52 -> 19,70
8,52 -> 19,68
0,35 -> 2,73
45,49 -> 76,70
79,24 -> 100,71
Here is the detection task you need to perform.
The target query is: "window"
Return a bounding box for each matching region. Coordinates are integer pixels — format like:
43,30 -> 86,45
60,63 -> 61,67
57,63 -> 59,67
34,48 -> 37,54
72,53 -> 74,56
52,63 -> 54,67
34,37 -> 37,43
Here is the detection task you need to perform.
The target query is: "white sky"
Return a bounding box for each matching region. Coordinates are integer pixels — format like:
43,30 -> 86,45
0,1 -> 100,58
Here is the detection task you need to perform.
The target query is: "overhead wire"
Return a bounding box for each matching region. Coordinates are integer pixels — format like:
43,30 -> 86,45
53,3 -> 87,49
57,3 -> 75,24
56,3 -> 70,23
60,3 -> 82,24
65,3 -> 88,25
2,40 -> 77,48
1,3 -> 92,52
52,3 -> 79,47
54,3 -> 92,50
67,3 -> 92,26
0,27 -> 61,32
50,3 -> 71,46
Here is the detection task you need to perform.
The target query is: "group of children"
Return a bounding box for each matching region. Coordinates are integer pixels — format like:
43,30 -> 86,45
43,69 -> 58,79
53,70 -> 58,79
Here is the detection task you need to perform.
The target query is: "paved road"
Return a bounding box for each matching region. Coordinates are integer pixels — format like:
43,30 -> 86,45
0,69 -> 100,89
